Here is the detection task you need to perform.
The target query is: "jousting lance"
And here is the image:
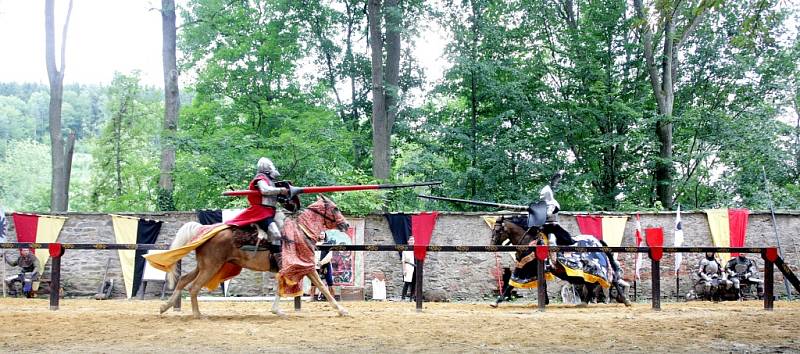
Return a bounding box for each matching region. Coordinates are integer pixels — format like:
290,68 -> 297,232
223,181 -> 443,197
416,194 -> 528,211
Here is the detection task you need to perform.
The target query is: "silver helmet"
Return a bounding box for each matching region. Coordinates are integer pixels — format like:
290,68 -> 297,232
257,157 -> 280,178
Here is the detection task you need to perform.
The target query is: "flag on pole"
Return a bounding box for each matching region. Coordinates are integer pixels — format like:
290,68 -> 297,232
0,208 -> 7,242
634,213 -> 645,281
673,205 -> 684,274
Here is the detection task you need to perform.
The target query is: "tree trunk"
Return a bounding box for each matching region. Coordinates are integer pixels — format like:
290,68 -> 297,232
45,0 -> 74,212
794,88 -> 800,179
633,0 -> 706,210
114,112 -> 122,197
468,0 -> 480,198
384,0 -> 400,132
344,0 -> 363,168
368,0 -> 389,179
159,0 -> 178,211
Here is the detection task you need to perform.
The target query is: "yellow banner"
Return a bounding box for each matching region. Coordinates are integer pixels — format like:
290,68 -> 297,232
112,215 -> 139,299
705,209 -> 731,263
34,216 -> 66,267
601,216 -> 628,247
482,216 -> 497,229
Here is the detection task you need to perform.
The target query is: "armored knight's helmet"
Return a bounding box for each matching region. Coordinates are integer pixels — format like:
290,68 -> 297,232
257,157 -> 280,179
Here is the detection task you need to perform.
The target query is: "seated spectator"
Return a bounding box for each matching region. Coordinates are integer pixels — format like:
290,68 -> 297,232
4,248 -> 41,297
694,252 -> 723,300
725,254 -> 764,299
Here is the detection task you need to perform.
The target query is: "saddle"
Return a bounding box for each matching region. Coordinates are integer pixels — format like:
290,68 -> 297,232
231,226 -> 282,272
231,226 -> 269,251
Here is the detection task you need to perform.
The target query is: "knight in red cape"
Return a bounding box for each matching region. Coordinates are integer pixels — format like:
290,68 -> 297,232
226,157 -> 289,253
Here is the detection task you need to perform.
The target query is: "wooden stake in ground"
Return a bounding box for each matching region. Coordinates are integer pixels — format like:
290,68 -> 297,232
2,253 -> 6,297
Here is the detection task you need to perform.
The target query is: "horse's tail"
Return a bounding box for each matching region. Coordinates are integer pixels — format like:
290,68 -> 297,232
166,221 -> 201,288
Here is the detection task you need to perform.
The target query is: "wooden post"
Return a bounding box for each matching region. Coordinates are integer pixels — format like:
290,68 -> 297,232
764,259 -> 774,311
294,296 -> 301,311
415,258 -> 423,312
763,248 -> 778,311
536,259 -> 546,312
633,280 -> 637,302
174,260 -> 181,311
649,247 -> 662,311
535,245 -> 548,312
651,259 -> 661,311
48,243 -> 64,311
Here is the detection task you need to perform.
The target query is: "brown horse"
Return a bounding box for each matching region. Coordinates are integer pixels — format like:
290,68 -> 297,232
490,215 -> 631,307
155,196 -> 350,318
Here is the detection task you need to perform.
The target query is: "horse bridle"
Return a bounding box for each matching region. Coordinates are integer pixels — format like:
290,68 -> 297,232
494,216 -> 538,246
306,198 -> 341,226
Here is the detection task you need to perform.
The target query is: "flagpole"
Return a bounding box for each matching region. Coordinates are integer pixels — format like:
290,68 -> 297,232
675,269 -> 680,301
762,167 -> 793,299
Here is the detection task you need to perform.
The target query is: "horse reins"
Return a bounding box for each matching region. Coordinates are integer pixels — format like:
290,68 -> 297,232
306,200 -> 340,225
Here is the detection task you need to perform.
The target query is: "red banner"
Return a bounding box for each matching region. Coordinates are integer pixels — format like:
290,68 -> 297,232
576,215 -> 603,240
11,213 -> 39,252
728,209 -> 749,257
645,227 -> 664,261
411,212 -> 439,261
644,227 -> 663,247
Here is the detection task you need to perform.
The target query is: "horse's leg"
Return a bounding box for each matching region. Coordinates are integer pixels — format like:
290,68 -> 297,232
271,291 -> 286,317
613,280 -> 632,306
307,270 -> 348,316
186,266 -> 219,318
577,283 -> 591,307
160,267 -> 199,314
491,284 -> 514,308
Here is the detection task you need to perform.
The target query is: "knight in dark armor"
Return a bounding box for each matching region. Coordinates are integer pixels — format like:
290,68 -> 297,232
225,158 -> 289,255
724,254 -> 764,299
694,252 -> 723,300
4,248 -> 41,297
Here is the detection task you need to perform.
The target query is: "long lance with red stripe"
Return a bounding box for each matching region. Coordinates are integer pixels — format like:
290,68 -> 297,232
223,181 -> 443,198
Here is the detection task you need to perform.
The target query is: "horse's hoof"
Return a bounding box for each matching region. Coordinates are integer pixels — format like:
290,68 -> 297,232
337,308 -> 349,317
272,310 -> 287,318
489,302 -> 499,308
623,299 -> 632,307
159,303 -> 171,314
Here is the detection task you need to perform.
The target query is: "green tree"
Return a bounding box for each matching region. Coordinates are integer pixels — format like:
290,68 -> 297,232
0,140 -> 52,211
90,72 -> 163,211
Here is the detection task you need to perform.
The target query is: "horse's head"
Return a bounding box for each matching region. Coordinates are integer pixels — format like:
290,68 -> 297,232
307,195 -> 350,232
490,215 -> 537,246
490,217 -> 510,246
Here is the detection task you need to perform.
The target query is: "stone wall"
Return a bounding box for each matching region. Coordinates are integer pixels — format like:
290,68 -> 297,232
3,211 -> 799,301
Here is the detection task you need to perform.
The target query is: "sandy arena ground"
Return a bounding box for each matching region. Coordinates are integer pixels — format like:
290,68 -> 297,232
0,298 -> 798,353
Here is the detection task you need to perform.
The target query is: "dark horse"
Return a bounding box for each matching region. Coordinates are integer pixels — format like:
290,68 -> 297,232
490,215 -> 631,307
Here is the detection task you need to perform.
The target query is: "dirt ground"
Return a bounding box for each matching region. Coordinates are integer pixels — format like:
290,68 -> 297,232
0,298 -> 798,353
